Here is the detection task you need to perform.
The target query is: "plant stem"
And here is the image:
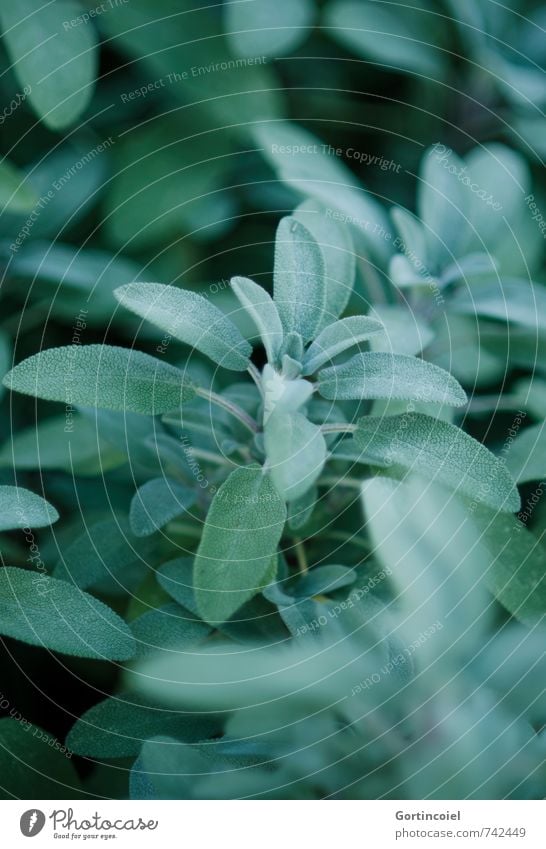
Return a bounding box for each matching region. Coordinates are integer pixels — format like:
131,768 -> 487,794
320,423 -> 357,435
189,447 -> 236,467
294,538 -> 309,574
196,387 -> 259,434
247,362 -> 264,398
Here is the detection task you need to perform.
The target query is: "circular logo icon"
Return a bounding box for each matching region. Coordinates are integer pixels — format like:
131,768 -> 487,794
20,810 -> 46,837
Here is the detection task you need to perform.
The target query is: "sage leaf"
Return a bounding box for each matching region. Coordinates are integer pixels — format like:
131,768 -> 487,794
130,478 -> 196,537
355,413 -> 520,512
318,353 -> 467,406
130,603 -> 212,657
115,283 -> 251,371
293,199 -> 356,330
67,695 -> 221,759
0,719 -> 83,800
264,412 -> 327,502
3,345 -> 194,414
0,486 -> 58,531
0,567 -> 136,659
194,466 -> 286,624
302,316 -> 385,374
273,217 -> 326,342
231,276 -> 284,364
0,0 -> 98,130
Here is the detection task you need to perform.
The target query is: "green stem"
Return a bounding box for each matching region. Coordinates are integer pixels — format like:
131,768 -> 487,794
247,362 -> 264,398
294,538 -> 309,574
320,423 -> 357,435
189,447 -> 236,468
196,387 -> 259,434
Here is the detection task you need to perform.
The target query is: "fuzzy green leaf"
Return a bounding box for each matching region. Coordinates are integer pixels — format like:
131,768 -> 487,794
131,603 -> 212,657
293,199 -> 357,330
231,276 -> 284,364
67,695 -> 221,759
0,567 -> 135,659
0,719 -> 82,800
194,466 -> 286,624
302,317 -> 385,375
265,412 -> 327,502
0,486 -> 58,531
273,217 -> 326,342
0,0 -> 98,130
355,413 -> 520,512
115,283 -> 251,371
3,344 -> 194,414
319,353 -> 467,406
130,478 -> 196,538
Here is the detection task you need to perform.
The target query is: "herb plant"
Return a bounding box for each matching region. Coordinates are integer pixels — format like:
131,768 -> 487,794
0,0 -> 545,802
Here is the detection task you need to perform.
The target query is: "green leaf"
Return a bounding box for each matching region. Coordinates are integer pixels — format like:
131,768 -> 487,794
67,695 -> 221,759
231,276 -> 284,364
0,0 -> 98,130
253,122 -> 392,262
0,567 -> 135,659
3,344 -> 194,414
264,412 -> 327,502
0,414 -> 126,476
418,145 -> 470,270
115,283 -> 251,371
130,478 -> 196,537
504,422 -> 546,483
273,217 -> 326,342
368,305 -> 434,356
0,486 -> 58,531
194,466 -> 286,624
293,199 -> 356,329
53,518 -> 155,593
224,0 -> 314,57
302,316 -> 385,375
0,158 -> 36,212
354,413 -> 521,512
452,278 -> 546,333
326,0 -> 445,75
469,502 -> 546,627
11,242 -> 143,324
318,353 -> 467,406
0,719 -> 82,800
157,558 -> 200,617
103,118 -> 235,248
131,602 -> 212,657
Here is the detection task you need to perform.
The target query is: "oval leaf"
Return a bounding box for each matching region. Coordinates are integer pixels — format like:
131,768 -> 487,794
231,276 -> 284,365
3,345 -> 194,414
303,316 -> 384,375
319,352 -> 467,406
0,486 -> 58,531
293,198 -> 357,330
115,283 -> 251,371
355,413 -> 520,512
0,0 -> 98,130
130,478 -> 196,537
0,567 -> 135,659
194,466 -> 286,624
273,216 -> 326,342
265,412 -> 327,502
